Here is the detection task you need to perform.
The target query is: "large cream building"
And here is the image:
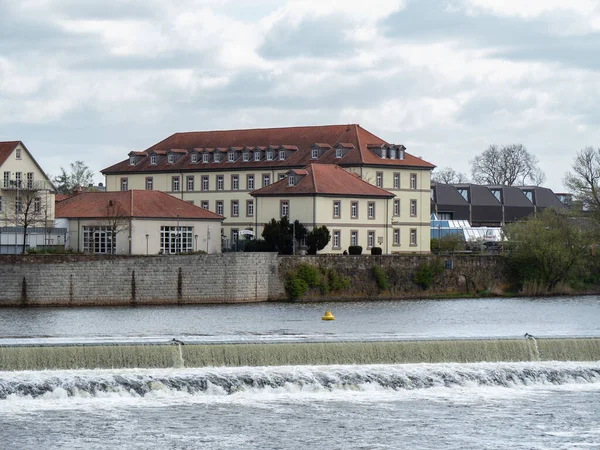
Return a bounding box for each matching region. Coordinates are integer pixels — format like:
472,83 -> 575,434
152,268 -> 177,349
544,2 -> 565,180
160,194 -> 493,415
102,124 -> 434,254
0,141 -> 58,254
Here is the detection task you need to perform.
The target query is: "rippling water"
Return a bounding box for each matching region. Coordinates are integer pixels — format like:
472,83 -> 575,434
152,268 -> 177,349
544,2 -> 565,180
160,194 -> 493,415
1,362 -> 599,449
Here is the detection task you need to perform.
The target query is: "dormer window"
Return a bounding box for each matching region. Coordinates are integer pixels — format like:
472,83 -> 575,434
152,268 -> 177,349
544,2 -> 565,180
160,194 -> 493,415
288,176 -> 295,186
228,152 -> 235,162
168,154 -> 174,164
203,153 -> 209,163
457,189 -> 468,201
214,153 -> 221,163
380,150 -> 386,159
491,189 -> 501,201
129,156 -> 136,166
389,148 -> 396,159
266,150 -> 273,161
311,149 -> 319,159
279,150 -> 286,161
243,152 -> 249,162
398,149 -> 405,160
335,148 -> 342,159
150,155 -> 157,165
191,153 -> 198,163
523,191 -> 533,202
254,151 -> 261,161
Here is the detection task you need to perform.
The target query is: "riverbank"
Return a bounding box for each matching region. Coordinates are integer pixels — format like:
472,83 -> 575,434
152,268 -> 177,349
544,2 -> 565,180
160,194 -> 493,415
0,253 -> 595,306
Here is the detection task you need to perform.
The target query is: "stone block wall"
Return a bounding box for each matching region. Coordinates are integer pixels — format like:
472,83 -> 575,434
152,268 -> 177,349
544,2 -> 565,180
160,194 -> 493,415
0,254 -> 282,306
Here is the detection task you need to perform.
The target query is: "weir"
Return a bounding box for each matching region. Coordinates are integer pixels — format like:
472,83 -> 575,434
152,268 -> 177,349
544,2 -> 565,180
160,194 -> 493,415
0,337 -> 599,371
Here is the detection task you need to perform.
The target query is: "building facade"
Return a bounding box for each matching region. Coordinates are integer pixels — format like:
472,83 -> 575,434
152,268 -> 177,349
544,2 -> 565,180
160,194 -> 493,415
55,190 -> 224,255
0,141 -> 59,254
102,125 -> 434,254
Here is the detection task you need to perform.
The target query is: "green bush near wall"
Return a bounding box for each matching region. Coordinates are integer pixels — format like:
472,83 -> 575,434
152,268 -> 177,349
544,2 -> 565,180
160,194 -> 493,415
285,263 -> 349,300
372,265 -> 389,291
412,259 -> 444,290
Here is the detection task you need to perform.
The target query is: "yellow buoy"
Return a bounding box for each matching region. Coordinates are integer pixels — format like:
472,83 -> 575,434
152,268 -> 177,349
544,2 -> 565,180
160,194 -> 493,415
322,311 -> 335,321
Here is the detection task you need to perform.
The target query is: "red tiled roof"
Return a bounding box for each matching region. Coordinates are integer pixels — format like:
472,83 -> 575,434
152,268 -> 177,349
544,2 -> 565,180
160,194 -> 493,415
56,190 -> 224,220
251,164 -> 395,198
0,141 -> 20,167
55,193 -> 70,202
101,124 -> 435,174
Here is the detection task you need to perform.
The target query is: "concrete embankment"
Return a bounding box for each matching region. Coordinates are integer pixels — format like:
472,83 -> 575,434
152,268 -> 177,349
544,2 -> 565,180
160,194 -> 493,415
1,337 -> 598,371
0,253 -> 505,306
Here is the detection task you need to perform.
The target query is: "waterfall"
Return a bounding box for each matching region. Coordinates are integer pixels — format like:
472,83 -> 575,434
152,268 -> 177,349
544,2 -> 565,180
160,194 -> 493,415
0,338 -> 599,371
1,362 -> 599,400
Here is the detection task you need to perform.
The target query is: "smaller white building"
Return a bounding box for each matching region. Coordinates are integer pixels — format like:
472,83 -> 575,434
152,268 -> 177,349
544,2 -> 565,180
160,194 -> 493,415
56,190 -> 224,255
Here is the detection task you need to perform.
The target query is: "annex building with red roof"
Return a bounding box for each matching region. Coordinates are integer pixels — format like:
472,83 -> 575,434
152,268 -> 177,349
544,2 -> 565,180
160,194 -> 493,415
102,124 -> 434,254
55,190 -> 224,255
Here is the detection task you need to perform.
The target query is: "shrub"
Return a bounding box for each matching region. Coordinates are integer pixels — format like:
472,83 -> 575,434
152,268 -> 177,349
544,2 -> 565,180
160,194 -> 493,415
371,247 -> 382,255
285,275 -> 308,300
348,246 -> 362,255
412,259 -> 444,290
296,263 -> 320,287
372,265 -> 388,291
327,268 -> 350,292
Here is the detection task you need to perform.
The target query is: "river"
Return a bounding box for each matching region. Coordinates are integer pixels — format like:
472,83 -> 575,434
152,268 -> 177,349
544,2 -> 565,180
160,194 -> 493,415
0,296 -> 599,449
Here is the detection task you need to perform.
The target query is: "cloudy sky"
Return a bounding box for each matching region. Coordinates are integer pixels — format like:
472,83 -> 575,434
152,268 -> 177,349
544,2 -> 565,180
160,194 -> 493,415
1,0 -> 599,191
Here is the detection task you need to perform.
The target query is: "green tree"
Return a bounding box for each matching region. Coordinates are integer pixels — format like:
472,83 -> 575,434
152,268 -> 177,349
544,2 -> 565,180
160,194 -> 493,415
53,161 -> 95,195
306,226 -> 331,255
503,208 -> 589,290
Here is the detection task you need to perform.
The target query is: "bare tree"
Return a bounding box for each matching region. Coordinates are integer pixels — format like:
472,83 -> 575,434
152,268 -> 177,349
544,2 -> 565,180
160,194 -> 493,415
431,167 -> 469,184
470,144 -> 545,186
102,200 -> 130,255
9,180 -> 50,253
564,146 -> 600,220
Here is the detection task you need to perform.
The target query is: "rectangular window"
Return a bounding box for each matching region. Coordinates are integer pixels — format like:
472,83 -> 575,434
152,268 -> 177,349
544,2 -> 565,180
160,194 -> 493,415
231,175 -> 239,190
351,201 -> 358,219
254,151 -> 261,161
410,173 -> 417,190
288,176 -> 295,186
214,153 -> 221,163
231,229 -> 239,248
228,152 -> 235,162
16,148 -> 21,159
332,230 -> 341,249
27,172 -> 34,189
168,154 -> 174,164
202,176 -> 209,191
311,148 -> 318,159
367,231 -> 375,249
247,200 -> 254,217
376,172 -> 383,188
203,153 -> 209,163
279,150 -> 285,160
410,200 -> 417,217
129,156 -> 136,166
121,178 -> 128,191
216,201 -> 224,216
3,172 -> 10,188
34,197 -> 41,213
83,226 -> 116,254
279,173 -> 286,181
410,228 -> 417,246
393,173 -> 400,189
394,199 -> 400,216
172,176 -> 180,192
351,230 -> 358,247
335,148 -> 342,158
15,196 -> 22,213
333,200 -> 341,218
150,155 -> 157,165
280,200 -> 289,218
393,229 -> 400,246
191,153 -> 198,163
368,202 -> 375,219
247,175 -> 255,190
263,174 -> 270,187
146,177 -> 153,190
15,172 -> 21,188
231,200 -> 239,217
217,175 -> 224,191
266,151 -> 273,161
243,152 -> 249,162
201,200 -> 209,210
160,226 -> 194,254
187,176 -> 194,192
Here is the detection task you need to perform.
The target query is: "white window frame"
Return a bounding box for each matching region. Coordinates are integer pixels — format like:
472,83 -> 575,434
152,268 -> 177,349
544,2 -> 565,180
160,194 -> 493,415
228,152 -> 235,162
368,202 -> 375,219
3,172 -> 10,188
121,178 -> 128,191
168,153 -> 175,164
27,172 -> 34,189
34,197 -> 41,213
311,148 -> 319,159
254,151 -> 261,161
129,156 -> 136,166
367,231 -> 375,249
288,176 -> 295,186
351,201 -> 358,219
335,148 -> 342,158
263,174 -> 270,187
216,201 -> 224,216
410,228 -> 417,246
243,152 -> 249,162
247,175 -> 255,190
217,175 -> 224,191
394,199 -> 400,216
202,176 -> 209,191
150,155 -> 157,165
160,226 -> 194,254
280,200 -> 289,218
247,200 -> 254,217
146,177 -> 153,190
172,177 -> 180,192
376,172 -> 383,188
393,229 -> 400,246
187,176 -> 194,192
279,150 -> 286,160
410,199 -> 417,217
350,230 -> 358,247
203,153 -> 209,163
266,150 -> 273,161
393,173 -> 400,189
201,201 -> 209,210
333,201 -> 341,218
214,153 -> 221,163
191,153 -> 198,163
15,148 -> 21,159
410,173 -> 417,190
232,175 -> 239,191
332,230 -> 341,249
231,200 -> 239,217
